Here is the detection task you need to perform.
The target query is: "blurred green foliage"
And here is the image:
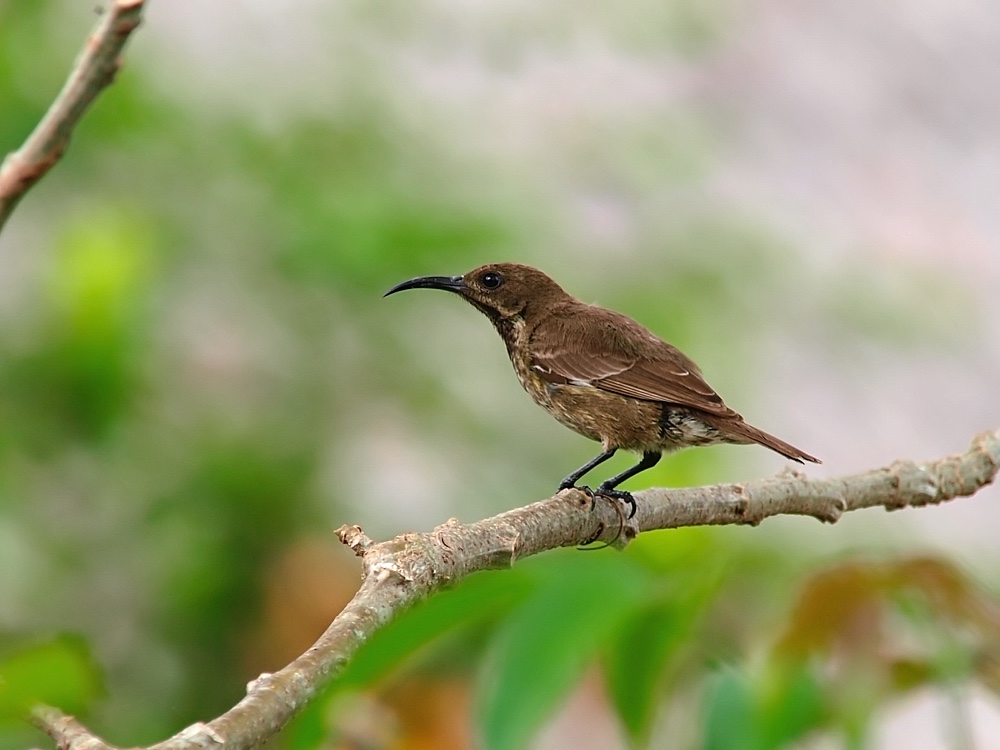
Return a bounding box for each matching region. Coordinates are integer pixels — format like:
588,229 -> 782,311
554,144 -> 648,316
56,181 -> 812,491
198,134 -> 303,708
0,637 -> 103,722
0,2 -> 995,750
287,540 -> 1000,750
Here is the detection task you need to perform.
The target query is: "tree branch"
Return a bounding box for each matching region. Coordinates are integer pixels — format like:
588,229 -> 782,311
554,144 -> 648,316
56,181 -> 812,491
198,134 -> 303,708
0,0 -> 146,232
30,429 -> 1000,750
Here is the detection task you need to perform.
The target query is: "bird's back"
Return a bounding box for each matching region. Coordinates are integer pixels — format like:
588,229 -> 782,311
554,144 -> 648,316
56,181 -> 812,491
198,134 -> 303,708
523,299 -> 819,463
528,300 -> 735,419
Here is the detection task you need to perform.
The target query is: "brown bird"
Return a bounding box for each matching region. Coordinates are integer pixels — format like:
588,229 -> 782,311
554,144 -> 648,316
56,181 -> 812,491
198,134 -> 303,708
385,263 -> 819,516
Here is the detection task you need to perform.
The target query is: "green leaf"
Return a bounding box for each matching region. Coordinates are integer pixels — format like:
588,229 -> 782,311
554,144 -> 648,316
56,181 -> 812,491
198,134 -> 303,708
337,568 -> 532,691
604,585 -> 716,743
286,567 -> 534,750
758,662 -> 825,748
702,668 -> 757,750
477,555 -> 648,750
601,531 -> 727,743
0,637 -> 103,721
701,663 -> 825,750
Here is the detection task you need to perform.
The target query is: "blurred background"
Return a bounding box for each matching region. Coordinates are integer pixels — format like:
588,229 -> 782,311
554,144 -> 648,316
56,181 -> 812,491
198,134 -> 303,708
1,0 -> 999,748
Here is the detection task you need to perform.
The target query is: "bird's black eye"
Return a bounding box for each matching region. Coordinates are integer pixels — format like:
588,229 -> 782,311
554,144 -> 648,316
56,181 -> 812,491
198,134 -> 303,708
481,272 -> 503,289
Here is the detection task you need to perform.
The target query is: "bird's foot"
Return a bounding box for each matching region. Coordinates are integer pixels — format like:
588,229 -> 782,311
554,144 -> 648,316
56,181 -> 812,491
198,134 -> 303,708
562,484 -> 635,549
576,487 -> 630,551
595,486 -> 637,519
571,486 -> 619,550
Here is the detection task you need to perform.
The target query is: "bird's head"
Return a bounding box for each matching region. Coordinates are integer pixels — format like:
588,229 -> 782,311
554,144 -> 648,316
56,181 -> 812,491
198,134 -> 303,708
384,263 -> 568,323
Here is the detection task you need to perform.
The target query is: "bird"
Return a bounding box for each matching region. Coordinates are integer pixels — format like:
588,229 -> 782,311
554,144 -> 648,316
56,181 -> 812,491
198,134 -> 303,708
384,262 -> 820,517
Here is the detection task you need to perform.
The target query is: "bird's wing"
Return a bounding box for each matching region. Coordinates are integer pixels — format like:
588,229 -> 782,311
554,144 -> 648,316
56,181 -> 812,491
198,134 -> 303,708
530,309 -> 733,416
595,359 -> 729,415
530,344 -> 634,383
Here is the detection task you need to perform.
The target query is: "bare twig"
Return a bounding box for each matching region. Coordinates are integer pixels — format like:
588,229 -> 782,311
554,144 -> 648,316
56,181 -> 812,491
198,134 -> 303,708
0,0 -> 146,231
30,430 -> 1000,750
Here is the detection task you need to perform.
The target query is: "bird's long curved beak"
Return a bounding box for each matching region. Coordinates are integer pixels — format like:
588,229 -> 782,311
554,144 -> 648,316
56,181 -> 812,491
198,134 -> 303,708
383,275 -> 465,297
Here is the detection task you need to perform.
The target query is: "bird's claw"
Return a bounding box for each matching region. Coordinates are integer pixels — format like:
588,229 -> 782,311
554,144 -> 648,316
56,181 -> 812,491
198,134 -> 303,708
563,483 -> 636,519
595,486 -> 637,519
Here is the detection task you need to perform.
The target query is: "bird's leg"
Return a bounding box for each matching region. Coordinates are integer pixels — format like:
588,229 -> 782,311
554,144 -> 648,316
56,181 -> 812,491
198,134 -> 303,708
558,448 -> 618,500
596,451 -> 662,519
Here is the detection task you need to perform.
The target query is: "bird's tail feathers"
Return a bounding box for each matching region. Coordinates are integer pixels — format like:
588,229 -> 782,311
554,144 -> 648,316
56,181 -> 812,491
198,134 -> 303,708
704,416 -> 821,464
